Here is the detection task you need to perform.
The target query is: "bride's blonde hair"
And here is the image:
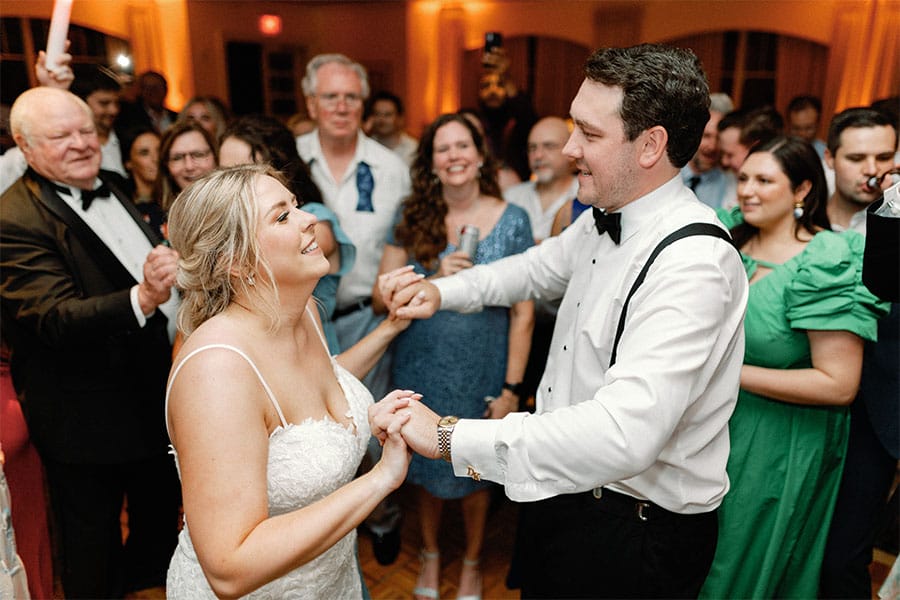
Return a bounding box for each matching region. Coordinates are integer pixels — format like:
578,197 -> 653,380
167,164 -> 285,335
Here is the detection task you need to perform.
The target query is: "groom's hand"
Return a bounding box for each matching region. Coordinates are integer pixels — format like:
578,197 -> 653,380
378,266 -> 440,319
369,392 -> 441,460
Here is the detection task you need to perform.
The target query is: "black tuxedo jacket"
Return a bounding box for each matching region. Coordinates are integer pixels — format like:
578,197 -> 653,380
0,169 -> 173,464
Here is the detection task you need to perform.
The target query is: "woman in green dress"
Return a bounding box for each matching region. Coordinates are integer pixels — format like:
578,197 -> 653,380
700,136 -> 887,598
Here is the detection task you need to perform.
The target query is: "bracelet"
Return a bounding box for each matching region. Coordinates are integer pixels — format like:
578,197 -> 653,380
502,381 -> 523,397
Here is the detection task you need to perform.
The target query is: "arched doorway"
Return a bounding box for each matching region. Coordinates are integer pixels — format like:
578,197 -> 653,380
460,35 -> 591,119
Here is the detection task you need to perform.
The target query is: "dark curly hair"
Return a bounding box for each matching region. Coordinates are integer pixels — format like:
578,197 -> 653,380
730,135 -> 830,248
394,113 -> 501,269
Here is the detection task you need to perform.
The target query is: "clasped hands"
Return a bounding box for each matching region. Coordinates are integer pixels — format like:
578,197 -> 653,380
137,244 -> 178,316
369,266 -> 444,459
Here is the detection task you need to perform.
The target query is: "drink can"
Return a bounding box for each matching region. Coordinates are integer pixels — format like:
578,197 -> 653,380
458,224 -> 480,258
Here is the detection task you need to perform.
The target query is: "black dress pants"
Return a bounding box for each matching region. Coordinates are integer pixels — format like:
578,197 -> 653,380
43,453 -> 181,599
517,488 -> 718,599
820,397 -> 897,599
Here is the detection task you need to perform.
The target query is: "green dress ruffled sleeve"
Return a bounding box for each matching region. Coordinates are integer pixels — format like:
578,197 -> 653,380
715,205 -> 743,230
785,230 -> 889,341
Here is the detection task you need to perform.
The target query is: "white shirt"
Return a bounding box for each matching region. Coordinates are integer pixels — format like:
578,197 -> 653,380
831,207 -> 868,235
0,147 -> 28,196
56,182 -> 180,342
382,132 -> 418,167
100,130 -> 127,177
435,175 -> 748,513
297,130 -> 411,309
504,177 -> 579,241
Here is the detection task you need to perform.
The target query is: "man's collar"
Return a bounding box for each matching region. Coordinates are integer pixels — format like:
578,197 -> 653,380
614,174 -> 685,244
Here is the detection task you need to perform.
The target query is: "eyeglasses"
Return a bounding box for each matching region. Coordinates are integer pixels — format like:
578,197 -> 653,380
168,149 -> 213,164
316,93 -> 364,109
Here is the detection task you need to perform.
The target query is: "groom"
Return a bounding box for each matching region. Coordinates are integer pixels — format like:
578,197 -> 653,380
371,44 -> 748,598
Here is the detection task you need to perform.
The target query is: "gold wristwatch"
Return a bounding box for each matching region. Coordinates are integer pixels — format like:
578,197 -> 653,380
437,415 -> 459,463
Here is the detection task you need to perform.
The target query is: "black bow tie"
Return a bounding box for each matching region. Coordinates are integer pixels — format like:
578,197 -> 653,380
53,183 -> 111,210
592,207 -> 622,244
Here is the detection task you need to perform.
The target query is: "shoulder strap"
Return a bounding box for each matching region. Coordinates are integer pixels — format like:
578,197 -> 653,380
609,223 -> 736,368
165,344 -> 289,431
305,304 -> 332,355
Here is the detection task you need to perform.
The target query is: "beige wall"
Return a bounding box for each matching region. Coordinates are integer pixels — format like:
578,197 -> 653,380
184,1 -> 408,115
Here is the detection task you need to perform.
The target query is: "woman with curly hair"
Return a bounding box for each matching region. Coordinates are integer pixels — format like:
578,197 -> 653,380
373,113 -> 534,600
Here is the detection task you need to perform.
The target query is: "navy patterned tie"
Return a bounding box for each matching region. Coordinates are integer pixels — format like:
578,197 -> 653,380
356,162 -> 374,212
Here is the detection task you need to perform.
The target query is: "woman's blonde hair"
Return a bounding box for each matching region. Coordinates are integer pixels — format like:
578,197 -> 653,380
167,164 -> 284,335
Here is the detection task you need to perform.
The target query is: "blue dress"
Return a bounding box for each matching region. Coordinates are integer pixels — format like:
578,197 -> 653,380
390,204 -> 533,499
304,202 -> 356,354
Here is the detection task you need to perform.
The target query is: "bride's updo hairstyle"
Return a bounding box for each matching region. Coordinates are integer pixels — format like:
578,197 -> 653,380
167,164 -> 284,335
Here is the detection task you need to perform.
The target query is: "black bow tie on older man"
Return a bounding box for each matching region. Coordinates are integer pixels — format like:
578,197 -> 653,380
52,182 -> 111,211
592,207 -> 622,244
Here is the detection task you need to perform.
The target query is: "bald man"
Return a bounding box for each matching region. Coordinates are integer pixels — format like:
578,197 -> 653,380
504,116 -> 578,242
0,87 -> 181,598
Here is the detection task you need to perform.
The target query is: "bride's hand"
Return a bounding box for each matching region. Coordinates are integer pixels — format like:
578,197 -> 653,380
369,389 -> 421,445
378,265 -> 424,313
372,411 -> 413,491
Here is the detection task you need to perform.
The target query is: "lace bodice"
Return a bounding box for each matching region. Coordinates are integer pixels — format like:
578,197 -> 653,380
165,317 -> 373,599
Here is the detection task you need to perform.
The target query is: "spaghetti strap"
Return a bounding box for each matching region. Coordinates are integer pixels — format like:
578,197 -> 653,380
165,344 -> 289,435
305,304 -> 332,355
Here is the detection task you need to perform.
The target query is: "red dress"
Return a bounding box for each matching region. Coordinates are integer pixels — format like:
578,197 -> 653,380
1,346 -> 53,599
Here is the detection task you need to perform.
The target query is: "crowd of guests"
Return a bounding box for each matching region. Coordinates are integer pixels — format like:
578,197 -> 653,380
0,39 -> 897,600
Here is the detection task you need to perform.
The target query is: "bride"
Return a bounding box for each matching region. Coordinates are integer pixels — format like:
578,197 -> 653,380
164,164 -> 416,598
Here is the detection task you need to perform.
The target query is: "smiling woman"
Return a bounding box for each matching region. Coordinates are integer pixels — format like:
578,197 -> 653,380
700,136 -> 889,598
372,113 -> 534,600
217,114 -> 355,354
154,120 -> 218,215
163,164 -> 415,598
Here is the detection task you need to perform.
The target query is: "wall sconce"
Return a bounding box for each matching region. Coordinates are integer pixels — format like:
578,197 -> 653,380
258,14 -> 282,36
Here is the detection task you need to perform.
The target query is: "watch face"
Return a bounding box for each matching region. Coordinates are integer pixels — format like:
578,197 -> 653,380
440,416 -> 459,427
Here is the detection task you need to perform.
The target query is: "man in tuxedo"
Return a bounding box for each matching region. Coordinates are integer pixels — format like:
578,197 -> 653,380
376,44 -> 748,598
0,87 -> 181,598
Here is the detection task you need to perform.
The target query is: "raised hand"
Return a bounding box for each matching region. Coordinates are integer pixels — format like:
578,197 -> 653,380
36,43 -> 74,89
369,389 -> 417,445
138,244 -> 179,314
371,409 -> 413,492
370,392 -> 441,460
378,266 -> 441,320
437,250 -> 473,278
377,265 -> 422,313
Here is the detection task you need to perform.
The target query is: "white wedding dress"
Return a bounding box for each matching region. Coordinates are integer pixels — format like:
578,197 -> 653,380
165,316 -> 371,599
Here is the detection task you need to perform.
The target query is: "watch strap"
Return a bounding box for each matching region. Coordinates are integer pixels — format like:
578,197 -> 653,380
502,381 -> 524,396
437,416 -> 458,463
